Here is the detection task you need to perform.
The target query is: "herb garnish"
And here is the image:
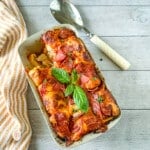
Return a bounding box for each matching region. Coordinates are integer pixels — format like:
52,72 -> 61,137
52,67 -> 89,112
97,95 -> 103,103
71,69 -> 78,84
64,84 -> 74,97
73,86 -> 89,112
52,68 -> 70,83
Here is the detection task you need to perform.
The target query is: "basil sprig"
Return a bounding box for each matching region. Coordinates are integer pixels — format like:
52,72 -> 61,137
64,84 -> 74,97
73,86 -> 89,112
52,67 -> 89,113
52,68 -> 70,83
71,69 -> 78,84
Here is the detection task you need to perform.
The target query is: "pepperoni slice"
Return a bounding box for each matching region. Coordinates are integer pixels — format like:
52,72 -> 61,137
80,74 -> 89,84
55,50 -> 66,62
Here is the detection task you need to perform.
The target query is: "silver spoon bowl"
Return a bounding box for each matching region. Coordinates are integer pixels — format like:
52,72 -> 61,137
50,0 -> 130,70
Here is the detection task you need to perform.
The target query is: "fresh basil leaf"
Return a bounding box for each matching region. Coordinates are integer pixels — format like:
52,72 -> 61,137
97,96 -> 103,103
71,69 -> 78,84
52,68 -> 70,83
73,85 -> 89,112
64,84 -> 74,97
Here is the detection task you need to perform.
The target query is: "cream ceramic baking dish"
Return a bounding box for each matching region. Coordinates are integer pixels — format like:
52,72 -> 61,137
18,24 -> 121,148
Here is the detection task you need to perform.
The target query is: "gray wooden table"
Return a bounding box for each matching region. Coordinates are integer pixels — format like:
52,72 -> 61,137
16,0 -> 150,150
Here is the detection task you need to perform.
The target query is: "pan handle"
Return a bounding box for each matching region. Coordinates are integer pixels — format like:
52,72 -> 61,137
90,35 -> 130,70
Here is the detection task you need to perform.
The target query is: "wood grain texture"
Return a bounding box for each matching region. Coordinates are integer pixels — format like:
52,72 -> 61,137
19,6 -> 150,36
27,71 -> 150,110
16,0 -> 150,6
84,36 -> 150,71
28,110 -> 150,150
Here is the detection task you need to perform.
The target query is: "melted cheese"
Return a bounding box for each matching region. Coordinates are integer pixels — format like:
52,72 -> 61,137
28,27 -> 120,145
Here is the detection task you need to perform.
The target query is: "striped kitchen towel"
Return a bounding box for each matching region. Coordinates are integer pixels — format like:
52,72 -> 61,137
0,0 -> 32,149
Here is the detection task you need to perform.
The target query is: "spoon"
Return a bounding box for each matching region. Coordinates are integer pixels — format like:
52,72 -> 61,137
50,0 -> 130,70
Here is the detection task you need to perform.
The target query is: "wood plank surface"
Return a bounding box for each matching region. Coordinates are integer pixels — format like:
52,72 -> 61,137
27,71 -> 150,110
28,110 -> 150,150
78,36 -> 150,70
19,6 -> 150,36
16,0 -> 150,6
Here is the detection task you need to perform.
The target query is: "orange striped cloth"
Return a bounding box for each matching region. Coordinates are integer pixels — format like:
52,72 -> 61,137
0,0 -> 32,149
